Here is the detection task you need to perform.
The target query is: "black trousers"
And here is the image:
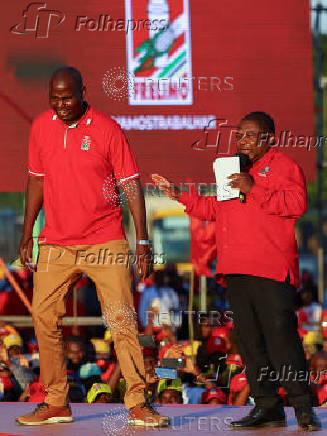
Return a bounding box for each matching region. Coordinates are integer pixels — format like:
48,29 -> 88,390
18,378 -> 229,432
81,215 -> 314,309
225,274 -> 312,408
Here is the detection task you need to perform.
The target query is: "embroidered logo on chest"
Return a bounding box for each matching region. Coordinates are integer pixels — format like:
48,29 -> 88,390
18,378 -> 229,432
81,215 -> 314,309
81,135 -> 91,151
258,166 -> 270,177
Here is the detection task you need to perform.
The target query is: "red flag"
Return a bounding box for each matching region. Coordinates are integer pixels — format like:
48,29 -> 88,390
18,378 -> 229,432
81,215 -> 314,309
190,216 -> 217,277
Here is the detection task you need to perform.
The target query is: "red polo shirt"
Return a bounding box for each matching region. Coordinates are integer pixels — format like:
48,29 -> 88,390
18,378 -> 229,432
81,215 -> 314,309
178,148 -> 307,288
28,106 -> 139,245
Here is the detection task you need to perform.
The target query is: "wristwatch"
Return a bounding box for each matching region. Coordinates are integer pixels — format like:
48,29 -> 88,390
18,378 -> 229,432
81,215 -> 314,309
136,240 -> 152,245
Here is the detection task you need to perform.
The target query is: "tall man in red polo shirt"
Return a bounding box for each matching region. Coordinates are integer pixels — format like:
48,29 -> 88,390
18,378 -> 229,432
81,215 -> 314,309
152,112 -> 321,431
16,67 -> 169,427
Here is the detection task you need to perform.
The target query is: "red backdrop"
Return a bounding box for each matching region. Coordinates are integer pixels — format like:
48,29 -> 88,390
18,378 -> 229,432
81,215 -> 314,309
0,0 -> 314,191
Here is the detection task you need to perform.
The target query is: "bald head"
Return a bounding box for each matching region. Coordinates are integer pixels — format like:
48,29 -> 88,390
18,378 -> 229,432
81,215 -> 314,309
50,67 -> 83,92
49,67 -> 86,125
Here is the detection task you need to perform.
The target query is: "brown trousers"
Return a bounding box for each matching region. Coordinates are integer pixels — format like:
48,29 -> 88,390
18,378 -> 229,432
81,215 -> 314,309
32,239 -> 146,408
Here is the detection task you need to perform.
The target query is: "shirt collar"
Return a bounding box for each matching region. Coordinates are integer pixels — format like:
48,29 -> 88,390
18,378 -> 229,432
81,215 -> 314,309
251,147 -> 276,171
51,104 -> 93,126
77,104 -> 93,126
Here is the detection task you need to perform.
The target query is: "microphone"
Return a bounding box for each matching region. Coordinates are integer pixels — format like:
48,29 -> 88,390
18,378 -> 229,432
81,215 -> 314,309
234,152 -> 251,203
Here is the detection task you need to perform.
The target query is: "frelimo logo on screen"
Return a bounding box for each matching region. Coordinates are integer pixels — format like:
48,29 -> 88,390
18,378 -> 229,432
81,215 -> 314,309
125,0 -> 193,105
10,2 -> 65,38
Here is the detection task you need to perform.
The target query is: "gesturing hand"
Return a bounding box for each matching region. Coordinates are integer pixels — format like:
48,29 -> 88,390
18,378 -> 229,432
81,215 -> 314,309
151,174 -> 180,200
228,172 -> 254,194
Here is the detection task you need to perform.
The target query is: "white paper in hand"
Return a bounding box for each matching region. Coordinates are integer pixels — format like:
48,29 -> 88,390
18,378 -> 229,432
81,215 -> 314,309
213,157 -> 240,201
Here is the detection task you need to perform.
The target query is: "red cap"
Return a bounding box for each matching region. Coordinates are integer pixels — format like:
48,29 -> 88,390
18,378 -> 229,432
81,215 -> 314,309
201,388 -> 226,404
207,334 -> 227,354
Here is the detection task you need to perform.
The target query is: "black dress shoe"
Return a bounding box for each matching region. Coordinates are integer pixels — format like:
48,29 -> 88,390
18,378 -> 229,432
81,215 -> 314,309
230,405 -> 286,429
294,405 -> 321,431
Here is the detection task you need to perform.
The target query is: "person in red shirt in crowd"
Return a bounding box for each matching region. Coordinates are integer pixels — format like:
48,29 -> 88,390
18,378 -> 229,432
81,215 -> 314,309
228,372 -> 250,406
220,329 -> 243,387
16,67 -> 168,428
152,111 -> 320,431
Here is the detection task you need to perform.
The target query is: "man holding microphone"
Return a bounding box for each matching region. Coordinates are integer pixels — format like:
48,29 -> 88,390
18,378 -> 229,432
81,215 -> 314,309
152,111 -> 321,431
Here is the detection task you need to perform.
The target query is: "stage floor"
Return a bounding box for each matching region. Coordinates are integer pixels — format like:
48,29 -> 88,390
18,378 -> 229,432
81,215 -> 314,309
0,403 -> 326,436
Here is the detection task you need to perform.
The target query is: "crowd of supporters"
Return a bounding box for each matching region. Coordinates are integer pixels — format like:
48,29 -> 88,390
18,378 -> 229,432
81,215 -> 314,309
0,263 -> 327,407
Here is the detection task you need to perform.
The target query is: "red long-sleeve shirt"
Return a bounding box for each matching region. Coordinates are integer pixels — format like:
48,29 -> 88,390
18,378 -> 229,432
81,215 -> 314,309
178,148 -> 307,288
